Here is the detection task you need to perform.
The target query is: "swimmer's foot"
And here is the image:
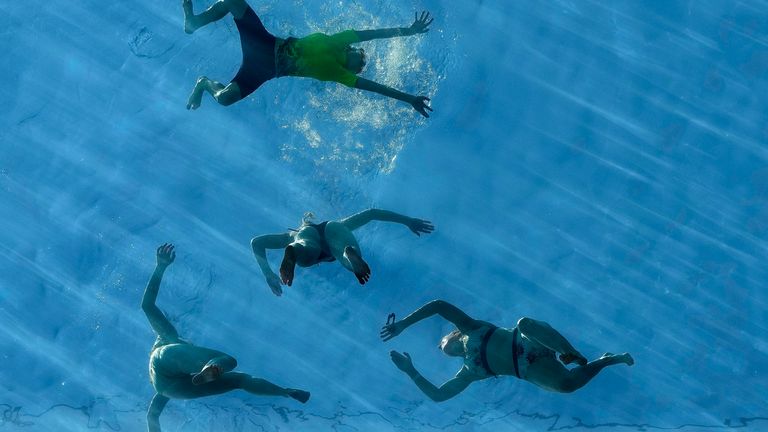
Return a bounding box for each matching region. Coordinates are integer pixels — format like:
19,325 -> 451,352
186,78 -> 206,110
287,388 -> 310,403
602,352 -> 634,366
344,246 -> 370,285
183,0 -> 199,34
192,364 -> 221,385
280,245 -> 297,286
560,352 -> 588,366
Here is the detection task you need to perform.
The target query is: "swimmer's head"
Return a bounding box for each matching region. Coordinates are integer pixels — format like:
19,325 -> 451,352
301,211 -> 316,226
438,329 -> 466,357
345,46 -> 367,74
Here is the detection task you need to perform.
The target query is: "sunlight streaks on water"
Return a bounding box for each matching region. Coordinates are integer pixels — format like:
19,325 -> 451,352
2,0 -> 768,430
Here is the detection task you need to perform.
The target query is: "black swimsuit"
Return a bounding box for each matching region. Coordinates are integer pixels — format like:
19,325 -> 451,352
511,327 -> 522,378
479,326 -> 498,376
479,326 -> 525,379
231,7 -> 277,98
308,221 -> 335,262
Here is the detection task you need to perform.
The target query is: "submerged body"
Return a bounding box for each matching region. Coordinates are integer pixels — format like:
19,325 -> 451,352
142,244 -> 309,432
382,300 -> 634,401
250,209 -> 434,295
183,0 -> 434,117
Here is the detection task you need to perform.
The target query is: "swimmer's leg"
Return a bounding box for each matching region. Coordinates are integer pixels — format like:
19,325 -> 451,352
183,0 -> 249,34
324,221 -> 371,285
279,230 -> 322,286
173,372 -> 311,403
516,318 -> 587,366
187,77 -> 243,109
525,352 -> 633,393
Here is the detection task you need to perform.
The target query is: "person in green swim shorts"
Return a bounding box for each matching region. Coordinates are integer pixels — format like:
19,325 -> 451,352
183,0 -> 434,117
143,244 -> 310,431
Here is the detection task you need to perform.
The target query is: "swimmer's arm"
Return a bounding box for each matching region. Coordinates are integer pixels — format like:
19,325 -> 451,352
415,372 -> 474,403
354,78 -> 433,118
354,79 -> 416,104
250,233 -> 293,274
354,28 -> 412,41
340,208 -> 434,235
251,233 -> 293,295
401,300 -> 480,333
147,393 -> 169,432
393,353 -> 474,402
141,245 -> 180,341
354,11 -> 433,41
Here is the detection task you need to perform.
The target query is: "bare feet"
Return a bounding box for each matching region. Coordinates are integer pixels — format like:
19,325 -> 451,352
192,364 -> 221,385
559,352 -> 588,366
183,0 -> 198,34
602,352 -> 634,366
287,389 -> 310,403
344,246 -> 371,284
280,245 -> 297,286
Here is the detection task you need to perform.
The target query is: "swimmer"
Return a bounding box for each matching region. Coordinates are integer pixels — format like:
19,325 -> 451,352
143,244 -> 310,431
183,0 -> 435,117
381,300 -> 634,401
251,209 -> 434,295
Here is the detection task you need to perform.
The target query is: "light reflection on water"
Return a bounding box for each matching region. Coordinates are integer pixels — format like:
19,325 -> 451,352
1,0 -> 767,430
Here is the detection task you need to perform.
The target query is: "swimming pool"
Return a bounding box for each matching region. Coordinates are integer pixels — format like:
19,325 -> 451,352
1,0 -> 766,430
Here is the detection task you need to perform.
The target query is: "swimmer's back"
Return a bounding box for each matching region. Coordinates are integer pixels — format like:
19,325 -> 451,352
283,31 -> 360,87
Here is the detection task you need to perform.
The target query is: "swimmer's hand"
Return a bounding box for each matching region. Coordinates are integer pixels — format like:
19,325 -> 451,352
407,218 -> 434,236
380,320 -> 407,341
156,243 -> 176,268
266,272 -> 283,296
410,96 -> 433,118
390,351 -> 416,374
406,11 -> 433,35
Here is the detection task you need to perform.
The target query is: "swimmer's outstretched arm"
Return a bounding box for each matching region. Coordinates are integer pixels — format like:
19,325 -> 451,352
250,233 -> 293,296
381,300 -> 480,342
390,352 -> 475,402
354,78 -> 433,118
141,244 -> 180,341
147,393 -> 169,432
354,11 -> 433,41
340,208 -> 434,234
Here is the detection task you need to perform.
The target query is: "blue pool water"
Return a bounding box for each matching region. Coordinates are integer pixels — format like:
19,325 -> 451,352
2,0 -> 767,430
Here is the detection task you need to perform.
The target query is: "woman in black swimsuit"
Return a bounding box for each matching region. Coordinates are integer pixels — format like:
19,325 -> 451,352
381,300 -> 634,401
250,209 -> 434,296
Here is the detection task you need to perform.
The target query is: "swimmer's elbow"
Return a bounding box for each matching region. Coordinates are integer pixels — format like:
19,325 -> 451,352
141,299 -> 158,313
426,299 -> 448,311
250,236 -> 267,252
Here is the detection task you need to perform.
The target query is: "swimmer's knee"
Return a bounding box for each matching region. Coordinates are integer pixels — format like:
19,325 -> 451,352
516,317 -> 535,334
215,90 -> 240,106
225,355 -> 238,369
222,0 -> 244,8
222,0 -> 248,18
